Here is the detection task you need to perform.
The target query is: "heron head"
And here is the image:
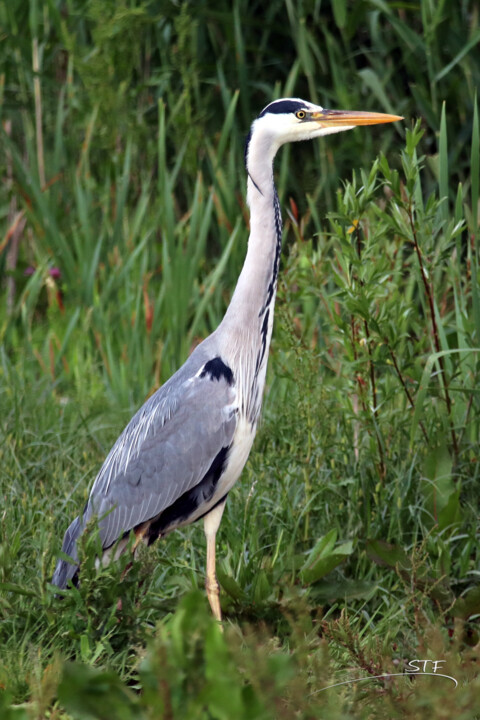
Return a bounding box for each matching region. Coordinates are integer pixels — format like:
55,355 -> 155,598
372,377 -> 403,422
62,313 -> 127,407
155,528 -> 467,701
245,98 -> 402,167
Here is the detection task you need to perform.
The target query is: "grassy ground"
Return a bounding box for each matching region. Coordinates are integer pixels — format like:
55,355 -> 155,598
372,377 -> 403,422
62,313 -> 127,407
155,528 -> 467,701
1,1 -> 479,718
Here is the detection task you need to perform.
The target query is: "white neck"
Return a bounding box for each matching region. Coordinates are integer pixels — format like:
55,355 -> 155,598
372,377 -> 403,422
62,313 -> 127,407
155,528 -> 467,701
222,125 -> 281,327
217,125 -> 282,423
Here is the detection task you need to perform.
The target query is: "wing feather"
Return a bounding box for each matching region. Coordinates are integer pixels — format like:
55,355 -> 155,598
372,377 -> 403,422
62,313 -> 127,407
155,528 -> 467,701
81,360 -> 237,551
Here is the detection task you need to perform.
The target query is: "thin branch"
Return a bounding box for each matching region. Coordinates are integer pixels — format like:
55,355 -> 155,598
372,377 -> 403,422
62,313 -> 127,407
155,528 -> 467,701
363,318 -> 386,481
353,226 -> 386,481
408,204 -> 459,459
383,336 -> 430,444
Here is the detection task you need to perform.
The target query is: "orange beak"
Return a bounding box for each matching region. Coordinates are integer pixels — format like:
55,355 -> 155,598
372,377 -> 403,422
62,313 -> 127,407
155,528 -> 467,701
310,109 -> 403,127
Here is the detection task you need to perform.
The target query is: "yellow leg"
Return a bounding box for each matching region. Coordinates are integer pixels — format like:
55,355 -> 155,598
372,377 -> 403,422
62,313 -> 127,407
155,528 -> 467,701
203,499 -> 226,624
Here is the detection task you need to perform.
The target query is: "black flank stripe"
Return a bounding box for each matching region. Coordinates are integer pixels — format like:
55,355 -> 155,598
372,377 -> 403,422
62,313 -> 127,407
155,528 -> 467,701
258,190 -> 282,317
255,309 -> 269,375
146,445 -> 231,542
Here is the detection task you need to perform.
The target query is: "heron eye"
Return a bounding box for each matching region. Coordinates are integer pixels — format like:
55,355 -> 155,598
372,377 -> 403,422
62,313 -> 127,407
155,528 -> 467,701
296,110 -> 306,120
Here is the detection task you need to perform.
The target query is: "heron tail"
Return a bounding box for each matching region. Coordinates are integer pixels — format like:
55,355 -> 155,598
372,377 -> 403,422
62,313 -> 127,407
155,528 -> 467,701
51,515 -> 83,589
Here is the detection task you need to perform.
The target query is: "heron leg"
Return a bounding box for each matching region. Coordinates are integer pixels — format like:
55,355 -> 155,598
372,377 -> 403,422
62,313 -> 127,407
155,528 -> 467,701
203,498 -> 227,623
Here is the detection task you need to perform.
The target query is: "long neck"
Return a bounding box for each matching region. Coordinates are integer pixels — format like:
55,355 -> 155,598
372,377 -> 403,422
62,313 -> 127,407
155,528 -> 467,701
218,139 -> 282,423
223,172 -> 282,327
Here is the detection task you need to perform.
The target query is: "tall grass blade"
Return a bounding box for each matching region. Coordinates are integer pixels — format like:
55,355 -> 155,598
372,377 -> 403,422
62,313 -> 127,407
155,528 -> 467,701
470,92 -> 480,341
439,102 -> 449,225
435,27 -> 480,81
54,307 -> 81,376
187,219 -> 240,345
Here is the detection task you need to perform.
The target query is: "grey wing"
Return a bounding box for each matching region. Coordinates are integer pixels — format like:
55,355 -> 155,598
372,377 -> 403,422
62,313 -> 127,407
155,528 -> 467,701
82,362 -> 238,551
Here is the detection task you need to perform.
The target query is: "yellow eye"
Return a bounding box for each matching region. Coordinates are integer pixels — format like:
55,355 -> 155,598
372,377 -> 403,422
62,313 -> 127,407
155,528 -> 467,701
296,110 -> 306,120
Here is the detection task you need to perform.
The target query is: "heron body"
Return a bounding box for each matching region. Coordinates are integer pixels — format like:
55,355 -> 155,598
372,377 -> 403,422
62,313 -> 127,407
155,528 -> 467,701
53,99 -> 401,619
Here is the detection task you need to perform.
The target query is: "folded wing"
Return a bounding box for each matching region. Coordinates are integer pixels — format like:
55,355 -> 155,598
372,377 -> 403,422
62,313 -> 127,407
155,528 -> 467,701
52,355 -> 238,588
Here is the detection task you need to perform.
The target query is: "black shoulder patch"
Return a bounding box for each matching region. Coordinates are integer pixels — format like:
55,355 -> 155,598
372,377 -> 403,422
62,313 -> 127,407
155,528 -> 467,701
200,357 -> 234,386
259,99 -> 305,118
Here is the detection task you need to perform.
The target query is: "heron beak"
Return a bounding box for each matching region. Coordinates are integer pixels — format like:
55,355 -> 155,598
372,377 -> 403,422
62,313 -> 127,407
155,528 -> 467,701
310,109 -> 403,127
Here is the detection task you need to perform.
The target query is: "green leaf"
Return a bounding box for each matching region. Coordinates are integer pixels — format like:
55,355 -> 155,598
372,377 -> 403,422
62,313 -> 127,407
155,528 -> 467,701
437,490 -> 461,532
203,624 -> 244,718
301,553 -> 350,585
311,579 -> 377,603
452,585 -> 480,620
421,444 -> 454,528
58,663 -> 142,720
300,530 -> 353,585
0,582 -> 37,598
366,540 -> 410,570
331,0 -> 347,29
253,569 -> 273,604
217,568 -> 246,601
0,693 -> 28,720
301,529 -> 337,571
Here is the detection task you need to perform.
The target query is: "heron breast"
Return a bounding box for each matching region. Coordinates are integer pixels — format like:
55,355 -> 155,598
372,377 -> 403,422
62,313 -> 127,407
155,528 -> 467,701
215,415 -> 256,497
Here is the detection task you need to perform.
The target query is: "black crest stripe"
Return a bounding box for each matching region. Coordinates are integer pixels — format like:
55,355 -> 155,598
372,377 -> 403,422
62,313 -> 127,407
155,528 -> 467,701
259,99 -> 305,117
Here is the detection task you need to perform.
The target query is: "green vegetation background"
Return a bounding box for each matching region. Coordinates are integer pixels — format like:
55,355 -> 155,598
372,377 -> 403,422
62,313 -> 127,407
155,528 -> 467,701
1,1 -> 479,717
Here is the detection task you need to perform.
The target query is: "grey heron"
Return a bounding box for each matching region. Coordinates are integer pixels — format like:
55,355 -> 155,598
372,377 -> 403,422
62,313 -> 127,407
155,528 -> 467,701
52,99 -> 401,620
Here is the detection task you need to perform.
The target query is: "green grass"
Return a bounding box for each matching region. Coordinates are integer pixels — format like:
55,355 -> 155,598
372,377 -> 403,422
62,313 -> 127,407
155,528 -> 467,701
1,1 -> 480,718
